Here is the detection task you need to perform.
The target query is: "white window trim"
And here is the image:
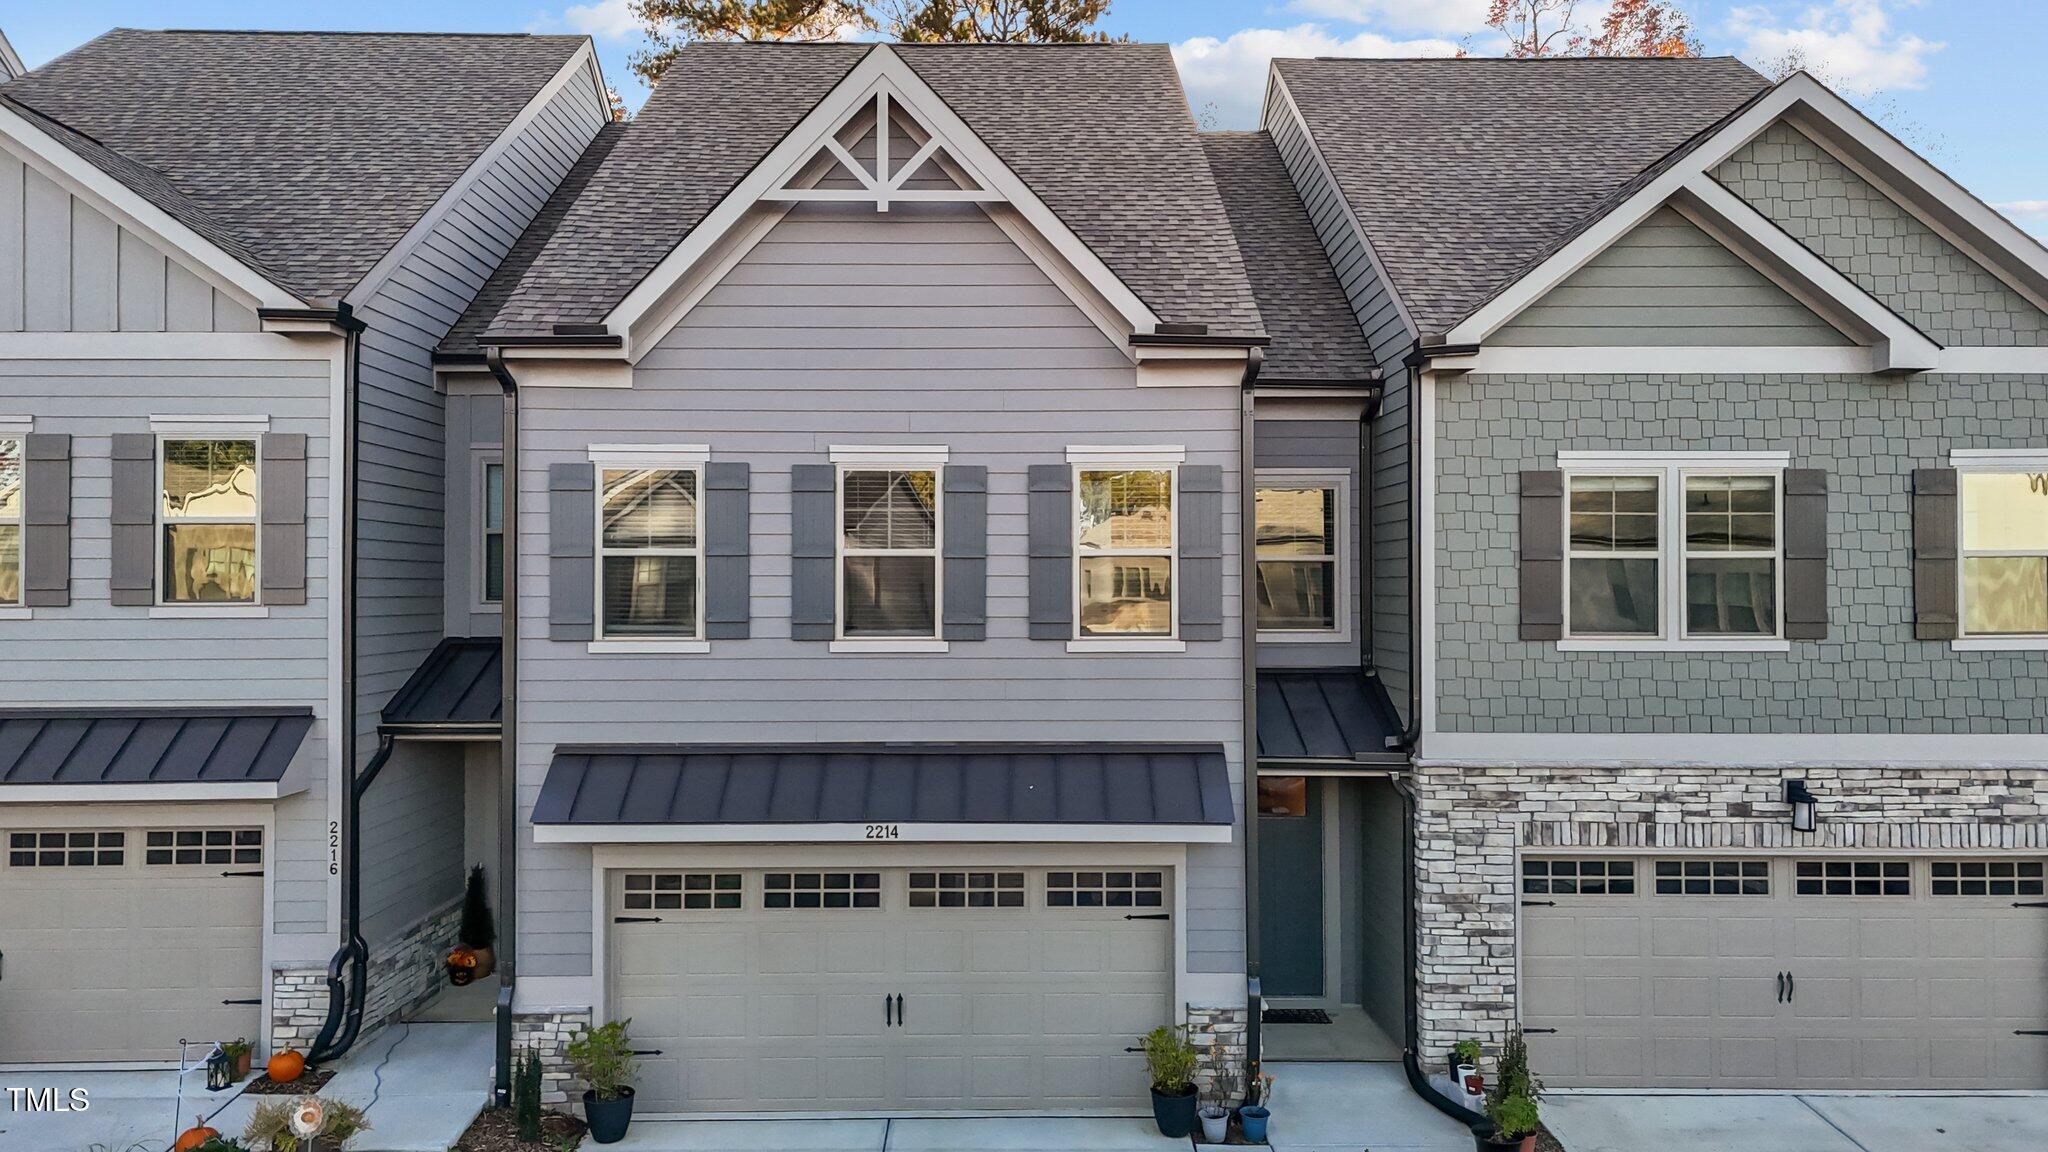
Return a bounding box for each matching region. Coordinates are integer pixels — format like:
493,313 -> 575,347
1949,448 -> 2048,650
832,455 -> 945,650
590,446 -> 709,650
1069,455 -> 1181,651
0,422 -> 25,616
475,453 -> 504,613
154,430 -> 263,611
1556,451 -> 1791,652
1255,468 -> 1351,642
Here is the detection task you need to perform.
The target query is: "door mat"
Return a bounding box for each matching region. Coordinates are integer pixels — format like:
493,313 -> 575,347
1262,1007 -> 1332,1025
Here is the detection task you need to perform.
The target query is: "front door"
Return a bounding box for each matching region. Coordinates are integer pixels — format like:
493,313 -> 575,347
1257,776 -> 1324,998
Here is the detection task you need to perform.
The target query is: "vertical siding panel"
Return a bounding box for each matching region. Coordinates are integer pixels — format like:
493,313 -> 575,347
117,228 -> 168,332
69,199 -> 119,332
21,167 -> 69,330
0,152 -> 21,331
164,261 -> 214,331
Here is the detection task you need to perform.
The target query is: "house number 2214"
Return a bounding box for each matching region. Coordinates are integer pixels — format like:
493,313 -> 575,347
864,824 -> 901,840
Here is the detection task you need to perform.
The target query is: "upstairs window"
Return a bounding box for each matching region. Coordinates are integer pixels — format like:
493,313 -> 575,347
1684,474 -> 1779,637
160,438 -> 258,604
481,461 -> 505,605
1255,475 -> 1345,634
839,467 -> 939,638
1567,474 -> 1659,636
1959,469 -> 2048,637
1077,467 -> 1175,637
598,467 -> 700,639
0,437 -> 19,606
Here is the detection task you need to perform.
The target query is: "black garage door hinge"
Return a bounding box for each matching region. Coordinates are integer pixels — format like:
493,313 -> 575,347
630,1049 -> 665,1056
1520,900 -> 1556,907
2017,1030 -> 2048,1037
1522,1027 -> 1558,1035
223,870 -> 266,878
222,998 -> 263,1006
2014,901 -> 2048,908
1124,913 -> 1171,921
613,916 -> 662,924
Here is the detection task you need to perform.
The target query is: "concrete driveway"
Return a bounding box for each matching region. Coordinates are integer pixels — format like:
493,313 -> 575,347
1546,1091 -> 2048,1152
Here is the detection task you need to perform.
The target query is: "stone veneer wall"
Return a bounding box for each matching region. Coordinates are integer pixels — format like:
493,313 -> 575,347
514,1009 -> 595,1107
269,899 -> 462,1057
1410,762 -> 2048,1064
1187,1005 -> 1249,1104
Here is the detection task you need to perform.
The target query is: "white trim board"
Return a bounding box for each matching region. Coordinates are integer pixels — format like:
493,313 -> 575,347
1419,732 -> 2048,768
0,781 -> 308,803
0,333 -> 340,361
1421,345 -> 2048,376
536,822 -> 1233,844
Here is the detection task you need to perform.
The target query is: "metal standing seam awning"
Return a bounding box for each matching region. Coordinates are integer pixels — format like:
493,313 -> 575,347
1256,668 -> 1407,771
532,742 -> 1237,844
379,636 -> 501,738
0,707 -> 315,801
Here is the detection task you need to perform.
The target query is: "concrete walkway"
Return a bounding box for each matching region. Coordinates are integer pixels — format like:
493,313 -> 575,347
1546,1091 -> 2048,1152
1262,1062 -> 1470,1152
0,1021 -> 493,1152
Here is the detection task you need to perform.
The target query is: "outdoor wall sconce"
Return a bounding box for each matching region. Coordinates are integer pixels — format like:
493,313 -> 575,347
1784,779 -> 1820,833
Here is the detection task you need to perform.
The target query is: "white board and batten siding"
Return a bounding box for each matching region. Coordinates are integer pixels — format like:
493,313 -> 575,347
515,201 -> 1248,987
351,70 -> 610,938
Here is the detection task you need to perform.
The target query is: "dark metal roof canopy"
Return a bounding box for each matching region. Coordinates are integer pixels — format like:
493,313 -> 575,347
0,708 -> 313,786
1256,669 -> 1406,768
380,637 -> 502,737
534,742 -> 1235,828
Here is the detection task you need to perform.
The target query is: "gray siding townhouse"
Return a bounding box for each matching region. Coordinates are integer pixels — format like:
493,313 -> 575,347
1266,57 -> 2048,1091
0,29 -> 610,1066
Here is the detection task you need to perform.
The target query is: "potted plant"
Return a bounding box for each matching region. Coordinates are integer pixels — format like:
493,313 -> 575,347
447,864 -> 497,985
222,1037 -> 255,1080
1453,1037 -> 1483,1099
569,1019 -> 639,1144
1474,1028 -> 1540,1152
1196,1032 -> 1230,1143
1239,1072 -> 1274,1143
242,1096 -> 369,1151
1141,1024 -> 1199,1139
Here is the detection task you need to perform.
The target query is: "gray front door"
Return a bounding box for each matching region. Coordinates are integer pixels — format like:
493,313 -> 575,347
1258,779 -> 1324,998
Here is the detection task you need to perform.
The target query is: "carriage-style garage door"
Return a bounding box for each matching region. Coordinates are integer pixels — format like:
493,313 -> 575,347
1522,855 -> 2048,1090
609,866 -> 1174,1113
0,826 -> 265,1064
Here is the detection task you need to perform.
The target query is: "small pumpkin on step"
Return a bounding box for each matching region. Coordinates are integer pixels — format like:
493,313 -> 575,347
266,1046 -> 306,1084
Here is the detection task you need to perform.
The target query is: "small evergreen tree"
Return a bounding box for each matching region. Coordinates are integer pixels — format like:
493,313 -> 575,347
460,864 -> 496,950
514,1047 -> 544,1141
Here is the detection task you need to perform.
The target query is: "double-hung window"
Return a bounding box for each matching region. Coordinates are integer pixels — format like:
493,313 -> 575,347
0,435 -> 20,606
837,461 -> 941,640
1255,472 -> 1346,636
480,460 -> 505,605
1075,459 -> 1177,638
597,461 -> 701,640
1561,453 -> 1785,648
1955,457 -> 2048,640
160,437 -> 259,604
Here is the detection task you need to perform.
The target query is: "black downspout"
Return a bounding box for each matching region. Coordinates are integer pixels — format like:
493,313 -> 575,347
486,347 -> 521,1109
1395,356 -> 1424,751
1237,348 -> 1264,1102
309,733 -> 395,1062
1396,775 -> 1485,1127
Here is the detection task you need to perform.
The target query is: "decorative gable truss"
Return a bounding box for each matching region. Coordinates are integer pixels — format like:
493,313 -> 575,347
1429,72 -> 2048,376
765,89 -> 997,212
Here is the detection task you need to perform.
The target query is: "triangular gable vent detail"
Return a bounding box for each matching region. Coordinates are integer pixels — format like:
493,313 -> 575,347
765,88 -> 999,213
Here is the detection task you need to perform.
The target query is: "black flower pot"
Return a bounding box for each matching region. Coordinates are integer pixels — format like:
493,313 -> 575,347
1150,1083 -> 1199,1139
1472,1122 -> 1531,1152
584,1086 -> 635,1145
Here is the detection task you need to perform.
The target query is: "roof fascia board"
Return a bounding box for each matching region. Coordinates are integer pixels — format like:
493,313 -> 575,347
344,40 -> 605,310
534,821 -> 1234,844
0,103 -> 304,312
1261,66 -> 1420,349
0,781 -> 302,803
604,44 -> 1159,361
0,30 -> 25,79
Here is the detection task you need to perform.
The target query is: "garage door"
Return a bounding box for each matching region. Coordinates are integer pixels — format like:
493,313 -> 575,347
1522,854 -> 2048,1090
0,826 -> 265,1064
610,866 -> 1174,1113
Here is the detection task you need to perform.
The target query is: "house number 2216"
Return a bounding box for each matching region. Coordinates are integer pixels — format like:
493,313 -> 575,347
864,824 -> 901,840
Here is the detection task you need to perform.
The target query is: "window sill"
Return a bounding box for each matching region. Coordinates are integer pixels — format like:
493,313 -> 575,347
1065,638 -> 1188,654
829,639 -> 950,654
1257,630 -> 1352,644
1952,636 -> 2048,652
587,639 -> 710,655
149,605 -> 270,619
1556,637 -> 1791,654
0,607 -> 30,620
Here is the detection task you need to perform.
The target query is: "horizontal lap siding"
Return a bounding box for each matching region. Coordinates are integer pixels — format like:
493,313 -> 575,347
1253,417 -> 1362,667
0,356 -> 335,932
516,202 -> 1246,978
354,73 -> 608,940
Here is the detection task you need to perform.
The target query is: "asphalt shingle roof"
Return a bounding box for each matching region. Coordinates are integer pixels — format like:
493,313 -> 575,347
1273,56 -> 1771,339
486,42 -> 1264,340
0,29 -> 588,303
1201,131 -> 1375,382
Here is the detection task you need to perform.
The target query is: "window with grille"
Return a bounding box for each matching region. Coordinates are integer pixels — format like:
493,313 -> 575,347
839,467 -> 940,638
160,438 -> 259,604
8,830 -> 125,867
1045,870 -> 1164,908
1795,860 -> 1910,896
622,872 -> 742,911
1521,858 -> 1635,895
1076,468 -> 1176,637
145,829 -> 261,867
0,436 -> 20,607
1654,859 -> 1769,895
598,466 -> 701,639
763,871 -> 881,909
1931,859 -> 2044,897
908,871 -> 1025,908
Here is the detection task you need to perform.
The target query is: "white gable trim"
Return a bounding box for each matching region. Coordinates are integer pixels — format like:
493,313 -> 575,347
1444,73 -> 2006,372
604,44 -> 1159,361
0,31 -> 24,81
0,103 -> 303,312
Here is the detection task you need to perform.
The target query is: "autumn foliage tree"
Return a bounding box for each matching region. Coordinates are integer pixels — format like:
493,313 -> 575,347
888,0 -> 1121,44
1483,0 -> 1701,58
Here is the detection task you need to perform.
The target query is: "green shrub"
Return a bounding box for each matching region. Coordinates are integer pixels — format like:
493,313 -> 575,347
515,1045 -> 545,1141
1484,1029 -> 1540,1139
567,1019 -> 638,1102
460,863 -> 497,950
1140,1025 -> 1198,1094
1487,1090 -> 1540,1140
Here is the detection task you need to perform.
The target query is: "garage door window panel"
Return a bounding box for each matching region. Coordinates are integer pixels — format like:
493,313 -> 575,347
909,871 -> 1025,908
1522,858 -> 1635,895
1654,859 -> 1769,895
1795,859 -> 1910,896
1046,870 -> 1163,908
8,830 -> 124,867
145,828 -> 261,867
624,871 -> 740,911
1931,859 -> 2044,897
764,871 -> 880,909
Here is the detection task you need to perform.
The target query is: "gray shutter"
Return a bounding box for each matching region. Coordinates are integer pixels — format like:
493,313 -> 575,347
1782,468 -> 1828,640
259,433 -> 307,606
1026,464 -> 1072,639
703,462 -> 750,639
109,433 -> 156,606
1519,470 -> 1564,641
22,434 -> 70,607
790,464 -> 836,641
1178,464 -> 1224,641
549,462 -> 595,641
1912,467 -> 1959,640
942,465 -> 987,641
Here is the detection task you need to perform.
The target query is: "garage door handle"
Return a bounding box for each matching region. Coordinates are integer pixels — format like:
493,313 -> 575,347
222,870 -> 265,878
2015,901 -> 2048,908
1522,1028 -> 1557,1035
1786,973 -> 1794,1003
1124,913 -> 1170,921
1123,1046 -> 1145,1053
222,998 -> 262,1006
2016,1030 -> 2048,1036
1520,900 -> 1555,907
1777,972 -> 1786,1003
613,916 -> 662,924
631,1049 -> 664,1056
895,993 -> 904,1027
886,994 -> 894,1027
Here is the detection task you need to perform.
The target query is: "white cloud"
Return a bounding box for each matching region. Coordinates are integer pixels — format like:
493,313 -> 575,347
530,0 -> 642,42
1284,0 -> 1493,36
1729,0 -> 1942,95
1173,24 -> 1462,129
1997,200 -> 2048,239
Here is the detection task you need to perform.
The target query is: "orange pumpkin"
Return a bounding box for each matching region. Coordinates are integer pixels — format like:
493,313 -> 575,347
447,945 -> 478,968
173,1123 -> 220,1151
266,1046 -> 306,1084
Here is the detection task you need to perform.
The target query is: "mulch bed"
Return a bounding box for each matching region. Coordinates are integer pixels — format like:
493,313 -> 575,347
455,1106 -> 587,1151
1534,1123 -> 1568,1152
241,1066 -> 338,1095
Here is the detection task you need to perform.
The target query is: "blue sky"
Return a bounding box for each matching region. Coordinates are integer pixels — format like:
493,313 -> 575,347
5,0 -> 2044,235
